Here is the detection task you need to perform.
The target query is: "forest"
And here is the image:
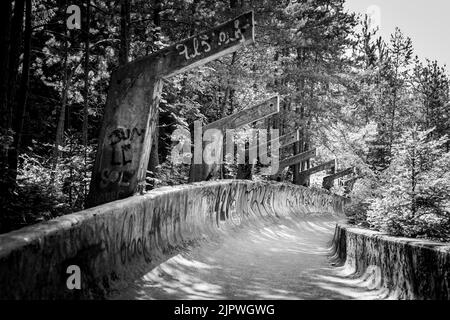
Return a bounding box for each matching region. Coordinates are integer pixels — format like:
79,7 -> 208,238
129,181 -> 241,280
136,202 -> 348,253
0,0 -> 449,241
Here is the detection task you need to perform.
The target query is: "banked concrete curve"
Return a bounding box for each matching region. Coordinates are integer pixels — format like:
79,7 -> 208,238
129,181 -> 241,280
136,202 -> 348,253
0,180 -> 348,299
332,224 -> 450,300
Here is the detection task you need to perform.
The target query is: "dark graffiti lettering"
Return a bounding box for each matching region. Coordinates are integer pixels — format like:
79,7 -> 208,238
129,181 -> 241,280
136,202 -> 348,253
105,126 -> 145,168
121,144 -> 132,165
109,144 -> 133,167
78,182 -> 348,273
108,127 -> 145,146
176,18 -> 250,62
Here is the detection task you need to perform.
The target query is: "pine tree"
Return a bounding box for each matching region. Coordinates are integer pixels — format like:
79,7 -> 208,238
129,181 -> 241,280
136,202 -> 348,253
368,127 -> 450,239
413,59 -> 450,145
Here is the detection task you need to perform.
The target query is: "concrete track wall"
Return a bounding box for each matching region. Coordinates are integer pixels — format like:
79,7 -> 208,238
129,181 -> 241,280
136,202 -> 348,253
332,224 -> 450,300
0,180 -> 347,299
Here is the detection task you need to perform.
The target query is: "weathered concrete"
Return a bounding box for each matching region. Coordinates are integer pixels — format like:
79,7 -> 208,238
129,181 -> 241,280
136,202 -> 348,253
276,149 -> 317,175
88,11 -> 254,207
0,180 -> 347,299
189,96 -> 280,182
332,224 -> 450,300
113,215 -> 390,300
248,130 -> 300,155
296,159 -> 336,185
323,167 -> 355,190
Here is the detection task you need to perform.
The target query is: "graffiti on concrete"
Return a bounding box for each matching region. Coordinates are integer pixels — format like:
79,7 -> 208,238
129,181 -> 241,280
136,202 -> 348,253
108,127 -> 144,166
174,13 -> 252,66
0,181 -> 348,299
88,12 -> 255,207
112,182 -> 348,267
98,126 -> 144,190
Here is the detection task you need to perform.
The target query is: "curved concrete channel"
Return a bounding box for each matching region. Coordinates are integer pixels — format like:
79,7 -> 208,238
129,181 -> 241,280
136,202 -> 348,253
0,180 -> 390,300
112,215 -> 387,300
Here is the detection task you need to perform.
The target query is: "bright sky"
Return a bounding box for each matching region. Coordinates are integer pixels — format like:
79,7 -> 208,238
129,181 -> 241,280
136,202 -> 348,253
344,0 -> 450,70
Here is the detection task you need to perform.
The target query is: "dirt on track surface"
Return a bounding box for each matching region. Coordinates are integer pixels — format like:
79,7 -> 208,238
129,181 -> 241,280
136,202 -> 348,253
112,215 -> 388,300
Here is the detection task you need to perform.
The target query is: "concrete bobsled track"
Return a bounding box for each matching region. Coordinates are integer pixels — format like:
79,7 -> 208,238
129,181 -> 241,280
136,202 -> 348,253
332,225 -> 450,300
3,179 -> 444,300
0,180 -> 355,299
111,214 -> 389,300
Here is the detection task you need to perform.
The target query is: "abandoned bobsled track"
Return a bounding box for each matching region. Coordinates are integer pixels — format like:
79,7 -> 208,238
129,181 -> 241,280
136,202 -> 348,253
111,214 -> 387,300
0,180 -> 449,300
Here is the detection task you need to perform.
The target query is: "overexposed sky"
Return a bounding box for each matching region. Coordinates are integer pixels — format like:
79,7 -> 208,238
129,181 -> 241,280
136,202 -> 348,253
344,0 -> 450,70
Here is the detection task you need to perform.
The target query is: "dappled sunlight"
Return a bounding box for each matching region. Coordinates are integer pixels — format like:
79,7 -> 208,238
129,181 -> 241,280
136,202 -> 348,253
305,221 -> 334,234
308,264 -> 391,300
241,286 -> 301,300
311,280 -> 390,300
112,215 -> 386,300
126,255 -> 227,300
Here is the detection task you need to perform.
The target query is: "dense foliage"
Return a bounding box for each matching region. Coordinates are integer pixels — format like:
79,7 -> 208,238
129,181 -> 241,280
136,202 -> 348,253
0,0 -> 448,240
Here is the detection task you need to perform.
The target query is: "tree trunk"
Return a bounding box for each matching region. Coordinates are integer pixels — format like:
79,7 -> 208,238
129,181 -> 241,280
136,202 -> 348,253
0,0 -> 12,200
5,0 -> 25,190
146,0 -> 162,186
119,0 -> 130,66
221,87 -> 231,118
292,47 -> 305,184
147,120 -> 159,182
292,139 -> 300,183
292,103 -> 305,185
82,0 -> 91,198
411,146 -> 416,216
6,0 -> 25,131
8,0 -> 32,184
300,83 -> 315,187
53,28 -> 70,171
0,0 -> 11,130
153,0 -> 162,29
189,0 -> 200,36
220,52 -> 237,178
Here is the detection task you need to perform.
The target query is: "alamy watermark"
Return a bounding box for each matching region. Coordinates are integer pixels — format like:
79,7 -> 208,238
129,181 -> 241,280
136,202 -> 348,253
366,5 -> 381,31
66,265 -> 81,290
171,121 -> 281,176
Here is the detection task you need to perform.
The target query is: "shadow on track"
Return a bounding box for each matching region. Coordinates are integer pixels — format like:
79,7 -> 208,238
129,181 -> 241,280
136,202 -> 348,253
111,215 -> 389,300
